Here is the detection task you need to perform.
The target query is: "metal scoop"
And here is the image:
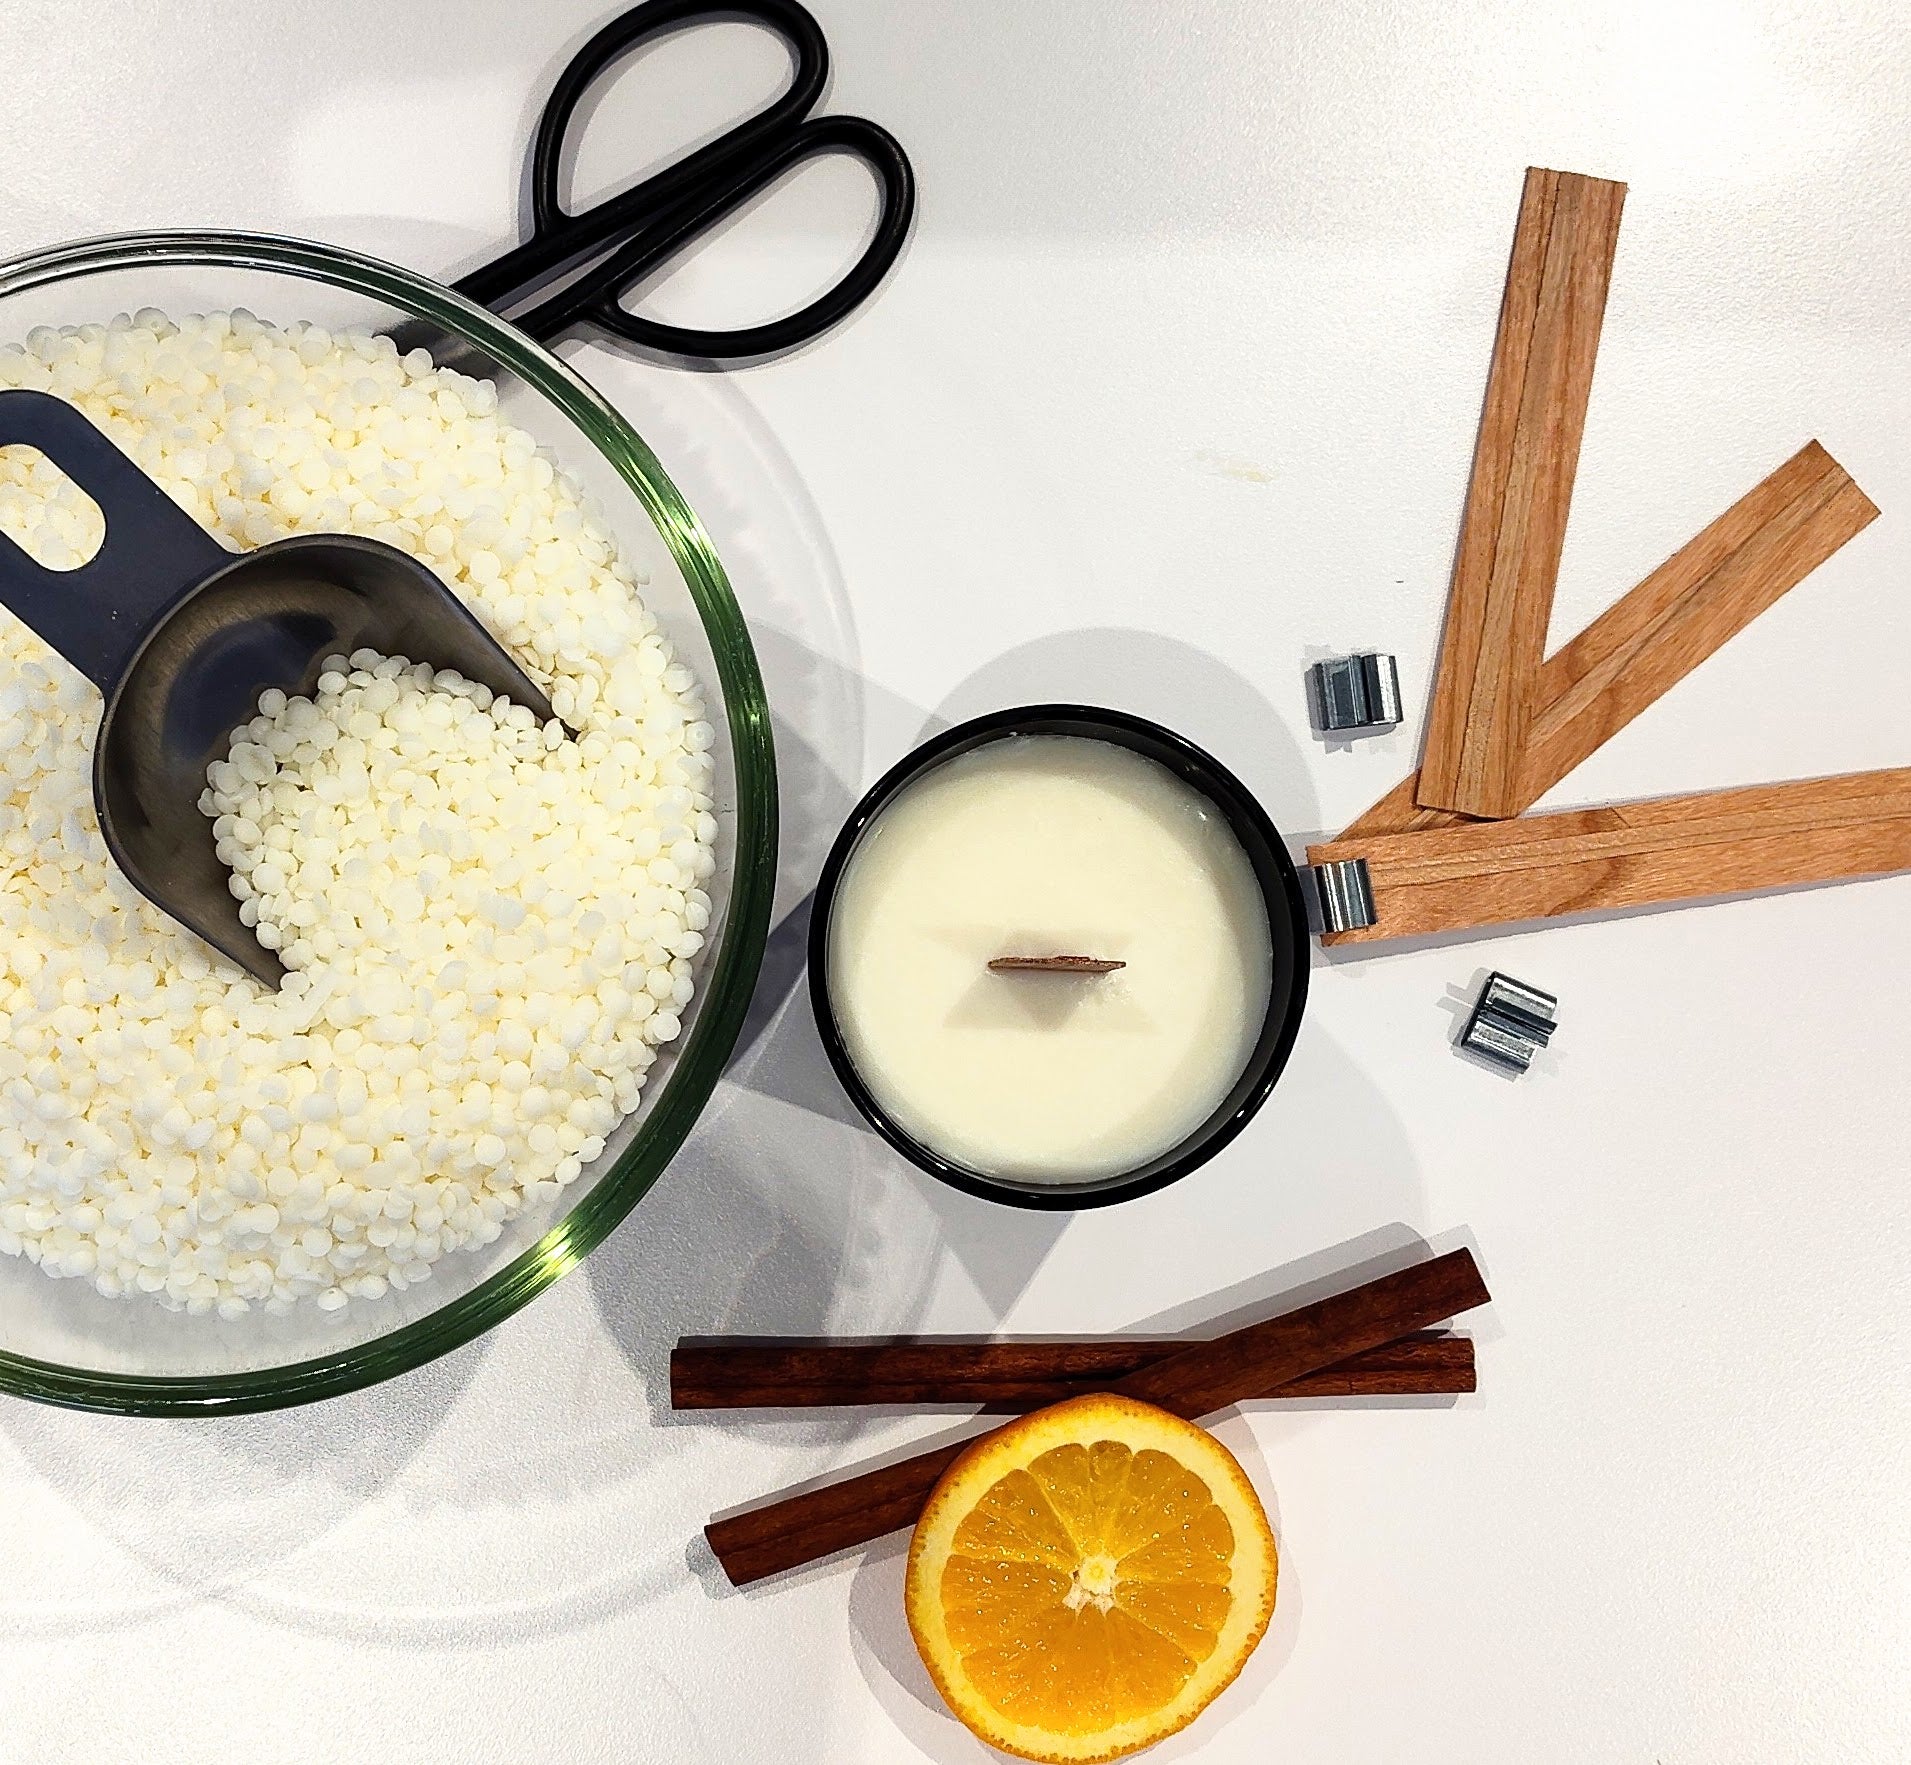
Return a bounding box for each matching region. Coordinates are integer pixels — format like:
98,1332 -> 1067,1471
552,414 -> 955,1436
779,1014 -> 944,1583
0,388 -> 558,987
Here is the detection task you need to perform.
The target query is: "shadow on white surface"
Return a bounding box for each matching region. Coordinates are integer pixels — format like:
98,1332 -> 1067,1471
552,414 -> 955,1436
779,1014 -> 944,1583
929,627 -> 1322,844
1134,1222 -> 1429,1334
0,1107 -> 937,1651
845,1534 -> 989,1761
591,1085 -> 935,1425
0,1332 -> 487,1634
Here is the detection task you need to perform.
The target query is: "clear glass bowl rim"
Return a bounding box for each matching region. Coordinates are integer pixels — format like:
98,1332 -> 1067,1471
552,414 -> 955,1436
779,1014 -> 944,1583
0,230 -> 778,1415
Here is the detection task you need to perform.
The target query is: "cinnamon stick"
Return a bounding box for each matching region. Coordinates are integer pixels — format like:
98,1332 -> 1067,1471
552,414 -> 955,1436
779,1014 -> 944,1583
988,956 -> 1125,974
672,1331 -> 1474,1410
703,1247 -> 1490,1585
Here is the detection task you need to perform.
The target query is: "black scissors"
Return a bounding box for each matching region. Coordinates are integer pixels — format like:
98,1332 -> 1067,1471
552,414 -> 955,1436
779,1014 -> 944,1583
411,0 -> 914,363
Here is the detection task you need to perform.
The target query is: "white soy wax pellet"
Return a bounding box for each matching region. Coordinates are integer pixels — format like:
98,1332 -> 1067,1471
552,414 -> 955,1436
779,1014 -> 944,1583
0,314 -> 718,1316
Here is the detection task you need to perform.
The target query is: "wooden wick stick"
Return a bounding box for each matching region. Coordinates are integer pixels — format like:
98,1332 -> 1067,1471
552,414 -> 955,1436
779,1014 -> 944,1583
1416,166 -> 1627,819
1343,439 -> 1879,840
988,955 -> 1125,973
1311,766 -> 1911,943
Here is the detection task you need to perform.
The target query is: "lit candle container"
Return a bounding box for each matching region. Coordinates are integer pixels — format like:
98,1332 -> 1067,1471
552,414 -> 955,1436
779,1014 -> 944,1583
810,707 -> 1310,1208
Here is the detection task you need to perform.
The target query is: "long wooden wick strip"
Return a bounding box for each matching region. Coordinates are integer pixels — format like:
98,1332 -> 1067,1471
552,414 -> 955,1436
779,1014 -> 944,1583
672,1331 -> 1473,1410
1416,167 -> 1627,819
1344,441 -> 1879,840
1519,445 -> 1877,804
703,1249 -> 1490,1585
1311,768 -> 1911,944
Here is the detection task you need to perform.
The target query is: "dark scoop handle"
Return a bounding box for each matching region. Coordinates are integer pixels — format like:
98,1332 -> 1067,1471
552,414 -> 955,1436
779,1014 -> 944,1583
0,389 -> 230,692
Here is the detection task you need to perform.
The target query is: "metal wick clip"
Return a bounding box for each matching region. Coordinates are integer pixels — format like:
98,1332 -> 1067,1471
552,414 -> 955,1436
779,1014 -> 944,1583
1310,857 -> 1377,936
1458,972 -> 1559,1074
1309,652 -> 1402,734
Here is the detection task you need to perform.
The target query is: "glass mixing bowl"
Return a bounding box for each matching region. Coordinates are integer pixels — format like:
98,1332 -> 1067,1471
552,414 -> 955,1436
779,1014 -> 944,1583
0,232 -> 776,1414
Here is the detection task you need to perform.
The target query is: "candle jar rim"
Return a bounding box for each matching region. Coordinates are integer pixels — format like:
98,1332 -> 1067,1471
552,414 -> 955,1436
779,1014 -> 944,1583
806,704 -> 1312,1211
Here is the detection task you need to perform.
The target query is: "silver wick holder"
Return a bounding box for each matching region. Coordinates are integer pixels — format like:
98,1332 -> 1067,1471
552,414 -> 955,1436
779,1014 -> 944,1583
1460,972 -> 1559,1073
1309,651 -> 1402,734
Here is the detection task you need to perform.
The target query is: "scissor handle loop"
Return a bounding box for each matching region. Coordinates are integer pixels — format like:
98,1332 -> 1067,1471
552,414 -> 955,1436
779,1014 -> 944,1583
530,0 -> 830,239
580,113 -> 916,360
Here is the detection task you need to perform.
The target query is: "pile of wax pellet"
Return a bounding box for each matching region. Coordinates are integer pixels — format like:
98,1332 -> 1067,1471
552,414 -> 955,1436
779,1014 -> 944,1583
0,311 -> 716,1316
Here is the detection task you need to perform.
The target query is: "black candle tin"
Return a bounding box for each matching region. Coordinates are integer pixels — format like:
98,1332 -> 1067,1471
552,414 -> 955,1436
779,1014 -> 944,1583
807,705 -> 1311,1209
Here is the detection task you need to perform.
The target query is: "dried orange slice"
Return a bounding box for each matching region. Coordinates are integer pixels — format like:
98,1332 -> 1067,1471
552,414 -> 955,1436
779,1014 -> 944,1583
905,1393 -> 1276,1763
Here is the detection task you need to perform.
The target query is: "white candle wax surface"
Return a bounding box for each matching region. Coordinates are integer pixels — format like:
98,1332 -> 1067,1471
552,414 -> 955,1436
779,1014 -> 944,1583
825,734 -> 1276,1185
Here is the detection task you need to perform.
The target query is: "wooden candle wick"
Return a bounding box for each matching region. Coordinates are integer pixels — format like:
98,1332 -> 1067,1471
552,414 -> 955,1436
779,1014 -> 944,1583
988,955 -> 1126,973
1416,166 -> 1627,818
1311,765 -> 1911,943
1342,438 -> 1879,840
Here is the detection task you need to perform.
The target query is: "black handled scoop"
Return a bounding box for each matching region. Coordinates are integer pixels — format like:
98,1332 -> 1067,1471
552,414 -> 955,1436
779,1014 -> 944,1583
0,388 -> 559,987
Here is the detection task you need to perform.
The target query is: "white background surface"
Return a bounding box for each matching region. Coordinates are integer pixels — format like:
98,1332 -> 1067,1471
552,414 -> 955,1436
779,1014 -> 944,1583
3,2 -> 1909,1760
